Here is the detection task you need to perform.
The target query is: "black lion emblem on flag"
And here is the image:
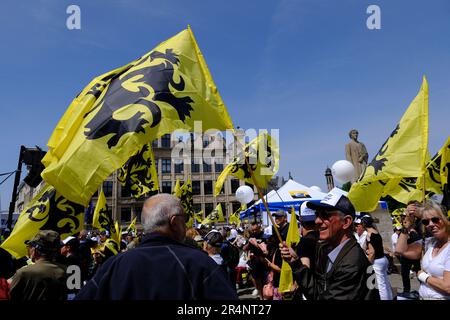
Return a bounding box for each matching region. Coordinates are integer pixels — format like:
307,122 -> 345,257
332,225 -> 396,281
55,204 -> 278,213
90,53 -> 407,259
27,187 -> 83,236
84,49 -> 194,148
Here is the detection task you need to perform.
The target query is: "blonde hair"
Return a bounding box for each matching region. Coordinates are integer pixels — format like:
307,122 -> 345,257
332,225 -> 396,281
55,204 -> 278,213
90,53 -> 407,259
185,227 -> 200,239
420,201 -> 450,235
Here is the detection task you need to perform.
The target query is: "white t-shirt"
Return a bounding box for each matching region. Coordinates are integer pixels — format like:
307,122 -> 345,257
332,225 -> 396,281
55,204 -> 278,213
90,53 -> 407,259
391,233 -> 399,252
354,231 -> 367,251
418,239 -> 450,300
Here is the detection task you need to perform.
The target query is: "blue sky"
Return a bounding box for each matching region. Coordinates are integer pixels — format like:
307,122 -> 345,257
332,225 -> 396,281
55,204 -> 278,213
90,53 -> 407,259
1,0 -> 449,210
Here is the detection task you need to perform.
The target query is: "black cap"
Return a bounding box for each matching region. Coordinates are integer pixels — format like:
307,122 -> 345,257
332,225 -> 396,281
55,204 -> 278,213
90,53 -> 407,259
203,230 -> 223,247
306,189 -> 355,218
24,230 -> 62,252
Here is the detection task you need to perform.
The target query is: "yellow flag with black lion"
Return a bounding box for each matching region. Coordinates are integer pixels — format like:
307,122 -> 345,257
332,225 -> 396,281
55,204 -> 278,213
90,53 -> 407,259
349,77 -> 429,212
41,26 -> 234,206
0,184 -> 84,258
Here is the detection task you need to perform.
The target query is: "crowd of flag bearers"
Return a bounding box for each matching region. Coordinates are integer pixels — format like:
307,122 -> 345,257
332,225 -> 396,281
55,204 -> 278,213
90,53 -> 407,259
0,26 -> 449,301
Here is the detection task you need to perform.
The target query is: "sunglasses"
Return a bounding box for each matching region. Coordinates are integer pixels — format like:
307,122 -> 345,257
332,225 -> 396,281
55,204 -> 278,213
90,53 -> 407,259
421,217 -> 441,226
315,210 -> 339,221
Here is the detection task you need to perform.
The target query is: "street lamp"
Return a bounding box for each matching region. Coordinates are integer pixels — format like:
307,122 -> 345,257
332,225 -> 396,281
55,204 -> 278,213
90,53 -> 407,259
7,145 -> 46,230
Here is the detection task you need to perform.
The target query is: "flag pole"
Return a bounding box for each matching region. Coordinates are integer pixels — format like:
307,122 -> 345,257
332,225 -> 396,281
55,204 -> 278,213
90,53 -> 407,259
244,156 -> 283,243
421,171 -> 426,258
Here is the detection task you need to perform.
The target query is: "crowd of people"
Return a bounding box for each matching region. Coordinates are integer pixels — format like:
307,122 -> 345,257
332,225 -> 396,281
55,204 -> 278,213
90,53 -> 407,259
0,192 -> 449,301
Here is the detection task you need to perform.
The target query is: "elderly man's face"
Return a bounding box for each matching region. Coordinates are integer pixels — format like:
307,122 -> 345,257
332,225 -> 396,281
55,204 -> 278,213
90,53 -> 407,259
350,130 -> 358,141
315,210 -> 345,242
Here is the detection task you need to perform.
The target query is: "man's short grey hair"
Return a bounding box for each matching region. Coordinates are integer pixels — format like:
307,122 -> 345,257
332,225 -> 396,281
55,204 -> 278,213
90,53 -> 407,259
141,194 -> 183,233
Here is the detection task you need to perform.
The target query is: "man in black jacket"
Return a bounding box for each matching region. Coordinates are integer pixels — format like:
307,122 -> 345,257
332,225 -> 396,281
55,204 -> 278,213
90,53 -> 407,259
76,194 -> 238,300
280,189 -> 379,300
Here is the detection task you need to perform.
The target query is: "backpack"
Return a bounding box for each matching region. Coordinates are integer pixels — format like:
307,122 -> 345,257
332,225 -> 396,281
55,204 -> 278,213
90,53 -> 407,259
221,241 -> 240,268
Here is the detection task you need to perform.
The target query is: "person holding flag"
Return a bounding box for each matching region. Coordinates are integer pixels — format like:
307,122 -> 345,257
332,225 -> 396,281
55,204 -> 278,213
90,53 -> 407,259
279,189 -> 379,300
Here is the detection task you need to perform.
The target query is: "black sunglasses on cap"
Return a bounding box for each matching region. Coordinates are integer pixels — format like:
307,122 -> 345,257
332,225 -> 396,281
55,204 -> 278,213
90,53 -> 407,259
421,217 -> 440,226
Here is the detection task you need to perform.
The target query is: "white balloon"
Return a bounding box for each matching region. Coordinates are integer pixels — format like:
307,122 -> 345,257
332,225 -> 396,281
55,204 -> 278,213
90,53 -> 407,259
331,160 -> 355,183
310,186 -> 322,193
235,185 -> 254,204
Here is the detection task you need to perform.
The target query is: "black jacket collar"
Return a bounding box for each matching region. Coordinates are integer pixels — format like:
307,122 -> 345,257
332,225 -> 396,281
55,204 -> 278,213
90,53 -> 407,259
139,233 -> 189,248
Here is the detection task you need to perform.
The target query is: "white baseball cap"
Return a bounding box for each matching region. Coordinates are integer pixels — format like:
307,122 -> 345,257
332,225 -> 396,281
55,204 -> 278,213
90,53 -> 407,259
300,202 -> 316,222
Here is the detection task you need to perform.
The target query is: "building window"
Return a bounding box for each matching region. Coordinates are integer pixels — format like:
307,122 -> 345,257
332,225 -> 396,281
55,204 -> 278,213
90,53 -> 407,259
192,181 -> 201,195
205,203 -> 213,215
121,207 -> 131,223
204,180 -> 213,195
155,159 -> 158,173
231,179 -> 240,194
162,159 -> 171,173
191,159 -> 200,173
103,181 -> 113,197
203,162 -> 212,173
121,186 -> 131,197
193,203 -> 202,213
215,162 -> 223,173
174,162 -> 184,173
152,139 -> 158,148
162,181 -> 172,193
161,134 -> 171,148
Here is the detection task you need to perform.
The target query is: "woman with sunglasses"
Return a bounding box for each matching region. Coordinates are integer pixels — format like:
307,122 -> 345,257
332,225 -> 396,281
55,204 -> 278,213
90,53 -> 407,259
395,201 -> 450,300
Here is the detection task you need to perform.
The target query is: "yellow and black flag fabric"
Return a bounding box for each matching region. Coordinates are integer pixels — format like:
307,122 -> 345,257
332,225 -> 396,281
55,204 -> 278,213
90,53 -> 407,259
118,142 -> 159,199
202,204 -> 225,225
348,77 -> 429,212
229,204 -> 245,226
440,137 -> 450,217
173,178 -> 182,197
41,26 -> 234,206
180,178 -> 194,227
126,216 -> 137,235
0,184 -> 84,258
104,221 -> 121,256
214,132 -> 279,196
92,188 -> 112,232
387,137 -> 450,204
194,211 -> 204,224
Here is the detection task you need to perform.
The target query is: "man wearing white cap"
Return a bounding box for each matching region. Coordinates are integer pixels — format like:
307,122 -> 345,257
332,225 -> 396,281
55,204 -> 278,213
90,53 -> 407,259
354,218 -> 368,251
280,188 -> 379,300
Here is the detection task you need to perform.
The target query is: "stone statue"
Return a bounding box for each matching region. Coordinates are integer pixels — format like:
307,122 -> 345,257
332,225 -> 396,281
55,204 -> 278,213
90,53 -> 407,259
345,129 -> 368,181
